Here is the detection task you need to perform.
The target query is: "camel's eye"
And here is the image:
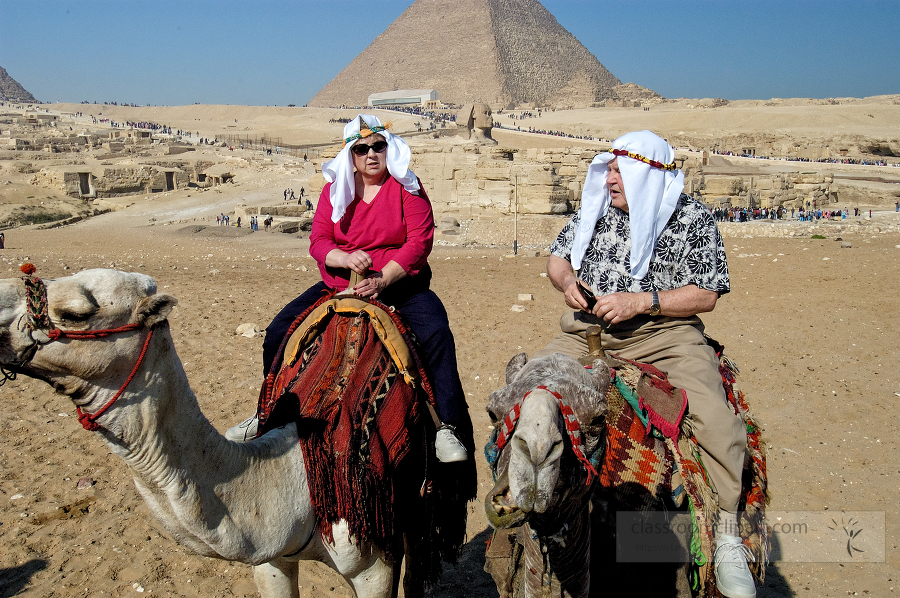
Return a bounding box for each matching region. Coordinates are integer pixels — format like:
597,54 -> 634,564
51,289 -> 100,324
55,308 -> 95,323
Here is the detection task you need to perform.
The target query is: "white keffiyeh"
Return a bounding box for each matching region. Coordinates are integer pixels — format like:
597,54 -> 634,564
572,130 -> 685,280
320,114 -> 420,223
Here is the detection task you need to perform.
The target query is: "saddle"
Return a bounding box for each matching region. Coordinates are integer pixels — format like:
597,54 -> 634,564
254,292 -> 472,589
592,347 -> 768,595
484,345 -> 768,597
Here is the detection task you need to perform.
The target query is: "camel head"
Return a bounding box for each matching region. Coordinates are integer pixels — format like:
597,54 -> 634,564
0,268 -> 177,414
485,352 -> 610,528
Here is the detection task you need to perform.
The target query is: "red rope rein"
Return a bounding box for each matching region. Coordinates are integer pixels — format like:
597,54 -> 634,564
47,323 -> 143,341
73,326 -> 153,431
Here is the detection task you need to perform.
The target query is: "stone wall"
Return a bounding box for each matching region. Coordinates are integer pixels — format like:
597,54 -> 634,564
691,172 -> 838,209
32,165 -> 191,198
308,143 -> 597,217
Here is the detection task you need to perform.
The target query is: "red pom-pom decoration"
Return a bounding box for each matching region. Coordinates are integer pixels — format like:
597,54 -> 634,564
20,263 -> 37,275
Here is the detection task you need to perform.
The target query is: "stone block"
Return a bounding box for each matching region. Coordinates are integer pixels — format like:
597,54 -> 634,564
475,160 -> 511,181
793,183 -> 822,194
798,173 -> 825,184
703,177 -> 742,196
429,179 -> 456,206
523,169 -> 559,186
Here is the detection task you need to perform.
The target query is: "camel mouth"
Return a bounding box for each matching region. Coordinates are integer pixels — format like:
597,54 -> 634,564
491,485 -> 519,516
485,472 -> 526,529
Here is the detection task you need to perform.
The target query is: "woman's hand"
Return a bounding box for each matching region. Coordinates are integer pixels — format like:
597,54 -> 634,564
352,271 -> 389,298
341,250 -> 372,275
352,260 -> 407,299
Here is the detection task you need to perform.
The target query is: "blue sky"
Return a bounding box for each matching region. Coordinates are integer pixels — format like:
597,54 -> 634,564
1,0 -> 898,106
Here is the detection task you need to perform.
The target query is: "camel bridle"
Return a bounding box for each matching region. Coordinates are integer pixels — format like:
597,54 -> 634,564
495,385 -> 599,485
7,264 -> 154,432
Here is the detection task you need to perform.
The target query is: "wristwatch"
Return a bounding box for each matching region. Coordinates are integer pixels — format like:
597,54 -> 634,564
649,291 -> 661,316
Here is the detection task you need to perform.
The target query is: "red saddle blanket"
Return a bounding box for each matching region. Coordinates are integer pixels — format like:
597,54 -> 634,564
255,294 -> 431,559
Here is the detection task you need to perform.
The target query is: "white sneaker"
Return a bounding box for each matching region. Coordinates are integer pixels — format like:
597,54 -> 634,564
435,426 -> 467,463
714,534 -> 757,598
226,415 -> 259,442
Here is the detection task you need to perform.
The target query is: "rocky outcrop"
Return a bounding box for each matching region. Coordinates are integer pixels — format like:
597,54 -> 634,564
688,171 -> 840,209
32,165 -> 190,198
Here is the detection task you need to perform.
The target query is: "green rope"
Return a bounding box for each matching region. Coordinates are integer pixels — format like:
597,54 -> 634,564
613,376 -> 648,428
687,499 -> 706,591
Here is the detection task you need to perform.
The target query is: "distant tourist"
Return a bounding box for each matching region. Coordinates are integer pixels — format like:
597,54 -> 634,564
0,232 -> 4,249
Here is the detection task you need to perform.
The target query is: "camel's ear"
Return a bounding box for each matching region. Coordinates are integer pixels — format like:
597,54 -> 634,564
135,294 -> 178,327
588,358 -> 612,395
566,385 -> 608,435
505,352 -> 528,384
486,386 -> 515,426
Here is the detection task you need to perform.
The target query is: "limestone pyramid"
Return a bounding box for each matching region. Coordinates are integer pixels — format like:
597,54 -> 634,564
309,0 -> 650,109
0,66 -> 38,103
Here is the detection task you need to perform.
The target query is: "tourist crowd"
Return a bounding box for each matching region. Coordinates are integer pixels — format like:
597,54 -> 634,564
711,204 -> 872,222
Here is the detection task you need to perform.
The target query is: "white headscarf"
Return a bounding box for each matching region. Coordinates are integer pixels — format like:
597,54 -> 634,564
320,114 -> 420,223
572,130 -> 685,280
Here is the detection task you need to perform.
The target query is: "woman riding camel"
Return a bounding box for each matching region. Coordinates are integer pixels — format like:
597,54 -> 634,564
227,114 -> 470,463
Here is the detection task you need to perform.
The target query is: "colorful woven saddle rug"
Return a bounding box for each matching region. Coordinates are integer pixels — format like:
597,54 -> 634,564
597,347 -> 769,596
252,292 -> 465,587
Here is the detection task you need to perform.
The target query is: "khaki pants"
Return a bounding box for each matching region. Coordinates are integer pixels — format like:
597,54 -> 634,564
535,311 -> 747,512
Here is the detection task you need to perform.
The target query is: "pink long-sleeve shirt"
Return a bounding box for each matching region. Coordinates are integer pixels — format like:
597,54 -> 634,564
310,177 -> 435,290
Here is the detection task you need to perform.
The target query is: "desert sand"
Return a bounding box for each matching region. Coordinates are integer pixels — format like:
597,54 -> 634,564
1,104 -> 899,598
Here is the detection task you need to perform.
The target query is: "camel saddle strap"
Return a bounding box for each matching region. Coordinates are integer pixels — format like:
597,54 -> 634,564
282,297 -> 417,386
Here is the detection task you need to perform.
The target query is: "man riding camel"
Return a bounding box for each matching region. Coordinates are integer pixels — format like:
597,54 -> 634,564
536,131 -> 755,598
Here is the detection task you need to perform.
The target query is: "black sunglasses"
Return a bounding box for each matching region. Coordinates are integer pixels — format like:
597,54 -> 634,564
350,140 -> 388,156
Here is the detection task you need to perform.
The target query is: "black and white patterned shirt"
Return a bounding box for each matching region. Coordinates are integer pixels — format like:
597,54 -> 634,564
550,194 -> 730,295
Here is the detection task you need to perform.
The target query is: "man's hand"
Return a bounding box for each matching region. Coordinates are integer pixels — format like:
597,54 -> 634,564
562,279 -> 591,311
593,292 -> 649,324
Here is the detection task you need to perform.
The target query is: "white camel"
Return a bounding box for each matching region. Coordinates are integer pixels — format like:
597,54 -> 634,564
0,268 -> 404,598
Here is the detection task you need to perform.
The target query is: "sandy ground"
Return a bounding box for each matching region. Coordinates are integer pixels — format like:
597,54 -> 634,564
0,190 -> 898,598
0,102 -> 899,597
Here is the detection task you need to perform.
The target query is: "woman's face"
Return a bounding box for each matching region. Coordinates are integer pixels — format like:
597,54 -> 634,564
351,133 -> 388,181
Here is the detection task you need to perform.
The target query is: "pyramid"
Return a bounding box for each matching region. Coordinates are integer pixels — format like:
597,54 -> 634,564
309,0 -> 652,109
0,67 -> 38,103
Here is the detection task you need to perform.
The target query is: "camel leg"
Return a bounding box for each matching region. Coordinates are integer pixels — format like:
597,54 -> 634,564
306,521 -> 394,598
253,558 -> 300,598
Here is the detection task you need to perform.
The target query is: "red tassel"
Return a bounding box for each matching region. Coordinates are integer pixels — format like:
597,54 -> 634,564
20,263 -> 36,275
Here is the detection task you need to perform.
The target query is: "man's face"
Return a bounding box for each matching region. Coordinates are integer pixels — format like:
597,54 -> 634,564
607,157 -> 628,212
